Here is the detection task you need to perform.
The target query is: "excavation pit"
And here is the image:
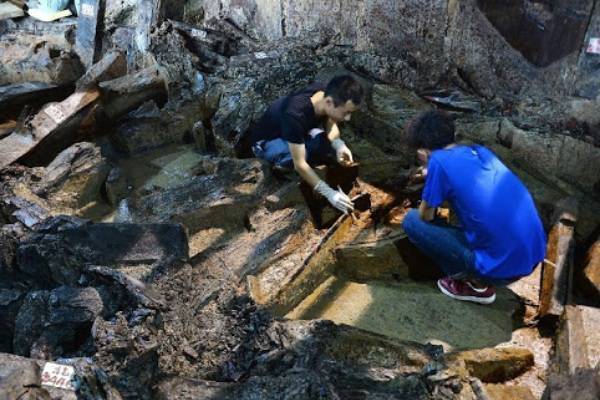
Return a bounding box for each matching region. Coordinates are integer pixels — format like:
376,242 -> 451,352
249,182 -> 524,352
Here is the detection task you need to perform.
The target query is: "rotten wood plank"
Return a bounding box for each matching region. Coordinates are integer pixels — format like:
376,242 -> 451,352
0,90 -> 100,169
583,238 -> 600,302
0,82 -> 74,120
0,1 -> 24,20
99,65 -> 167,119
75,0 -> 102,69
554,305 -> 590,375
76,50 -> 127,90
0,120 -> 17,139
135,0 -> 164,52
539,198 -> 578,318
0,66 -> 167,167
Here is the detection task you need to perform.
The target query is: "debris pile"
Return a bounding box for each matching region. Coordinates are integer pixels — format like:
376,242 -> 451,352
1,1 -> 599,399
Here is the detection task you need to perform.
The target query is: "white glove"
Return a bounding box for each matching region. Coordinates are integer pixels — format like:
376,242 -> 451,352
331,138 -> 353,165
314,180 -> 354,214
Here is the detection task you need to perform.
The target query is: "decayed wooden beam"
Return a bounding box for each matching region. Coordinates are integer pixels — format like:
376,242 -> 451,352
583,238 -> 600,302
0,66 -> 167,168
76,50 -> 127,90
0,1 -> 24,20
75,0 -> 102,69
99,66 -> 168,120
0,82 -> 74,121
539,198 -> 578,318
554,305 -> 590,375
0,90 -> 101,169
135,0 -> 164,53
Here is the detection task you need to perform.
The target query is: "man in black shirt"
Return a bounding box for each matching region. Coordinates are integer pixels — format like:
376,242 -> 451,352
249,75 -> 364,214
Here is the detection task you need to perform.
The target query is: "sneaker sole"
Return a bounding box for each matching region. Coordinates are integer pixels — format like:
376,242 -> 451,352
437,280 -> 496,304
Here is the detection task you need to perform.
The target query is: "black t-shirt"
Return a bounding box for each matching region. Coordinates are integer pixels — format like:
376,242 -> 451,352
249,82 -> 327,145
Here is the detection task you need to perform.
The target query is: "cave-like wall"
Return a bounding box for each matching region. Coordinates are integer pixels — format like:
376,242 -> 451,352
181,0 -> 600,99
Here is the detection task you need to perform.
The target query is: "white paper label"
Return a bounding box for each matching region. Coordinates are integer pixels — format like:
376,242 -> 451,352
81,4 -> 95,17
41,362 -> 76,391
254,51 -> 269,59
44,104 -> 66,124
587,38 -> 600,54
191,28 -> 207,39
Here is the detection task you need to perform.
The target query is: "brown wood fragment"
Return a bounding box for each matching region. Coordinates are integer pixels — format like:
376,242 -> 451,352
99,66 -> 168,119
0,90 -> 100,169
76,51 -> 127,90
0,1 -> 24,20
539,198 -> 578,318
554,305 -> 590,375
583,238 -> 600,302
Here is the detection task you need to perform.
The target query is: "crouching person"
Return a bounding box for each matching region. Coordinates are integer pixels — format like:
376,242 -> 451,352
402,110 -> 546,304
247,75 -> 364,214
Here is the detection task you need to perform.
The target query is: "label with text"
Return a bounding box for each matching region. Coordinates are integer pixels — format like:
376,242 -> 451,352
41,362 -> 76,391
587,38 -> 600,54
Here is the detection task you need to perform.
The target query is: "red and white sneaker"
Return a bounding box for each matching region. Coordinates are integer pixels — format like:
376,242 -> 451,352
437,277 -> 496,304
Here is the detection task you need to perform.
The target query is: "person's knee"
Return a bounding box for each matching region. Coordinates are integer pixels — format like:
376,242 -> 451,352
402,208 -> 420,236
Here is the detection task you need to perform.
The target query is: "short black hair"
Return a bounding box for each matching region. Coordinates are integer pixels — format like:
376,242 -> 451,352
324,75 -> 364,107
406,110 -> 455,150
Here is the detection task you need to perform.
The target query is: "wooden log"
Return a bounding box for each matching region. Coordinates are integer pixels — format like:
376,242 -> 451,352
0,89 -> 100,169
0,67 -> 166,168
539,198 -> 578,318
554,305 -> 590,375
76,50 -> 127,90
75,0 -> 102,69
99,65 -> 168,120
0,82 -> 74,120
583,238 -> 600,302
135,0 -> 163,53
0,120 -> 17,139
0,2 -> 24,20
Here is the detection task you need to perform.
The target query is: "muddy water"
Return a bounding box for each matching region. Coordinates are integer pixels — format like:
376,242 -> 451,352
287,276 -> 520,351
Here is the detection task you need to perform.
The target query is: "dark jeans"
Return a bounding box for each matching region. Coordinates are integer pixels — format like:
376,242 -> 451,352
252,133 -> 335,169
402,209 -> 513,287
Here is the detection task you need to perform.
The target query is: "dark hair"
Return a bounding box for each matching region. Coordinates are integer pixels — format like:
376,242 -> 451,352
406,110 -> 455,150
324,75 -> 364,107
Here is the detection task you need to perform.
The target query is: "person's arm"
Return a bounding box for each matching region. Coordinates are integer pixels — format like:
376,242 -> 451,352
326,119 -> 353,165
289,142 -> 354,213
289,142 -> 321,188
418,200 -> 436,222
419,156 -> 446,222
326,119 -> 341,141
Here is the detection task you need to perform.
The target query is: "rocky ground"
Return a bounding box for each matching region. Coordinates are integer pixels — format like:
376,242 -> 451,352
1,1 -> 600,399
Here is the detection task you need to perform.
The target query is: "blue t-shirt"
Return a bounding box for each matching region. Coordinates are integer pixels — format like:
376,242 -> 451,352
422,145 -> 546,279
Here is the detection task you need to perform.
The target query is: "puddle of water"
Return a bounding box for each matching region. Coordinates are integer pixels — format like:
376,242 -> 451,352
287,277 -> 521,352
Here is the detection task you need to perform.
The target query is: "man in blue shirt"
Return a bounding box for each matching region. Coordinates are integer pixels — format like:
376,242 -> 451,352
402,110 -> 546,304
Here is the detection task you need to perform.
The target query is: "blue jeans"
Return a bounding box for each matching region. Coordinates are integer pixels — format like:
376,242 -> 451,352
402,209 -> 512,287
252,134 -> 335,169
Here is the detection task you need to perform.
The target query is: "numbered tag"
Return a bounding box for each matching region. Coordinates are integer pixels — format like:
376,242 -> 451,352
81,3 -> 95,17
44,104 -> 66,124
254,51 -> 269,59
191,28 -> 207,39
41,362 -> 76,391
587,38 -> 600,54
